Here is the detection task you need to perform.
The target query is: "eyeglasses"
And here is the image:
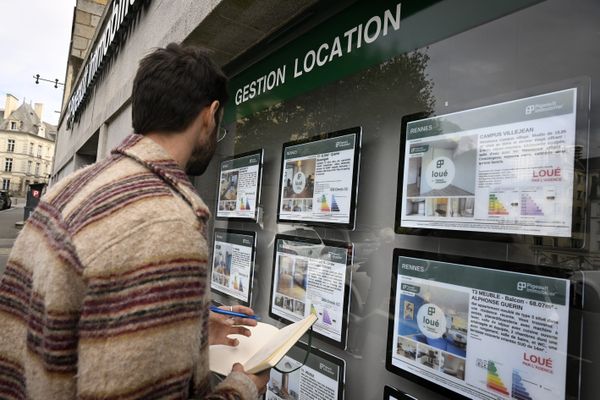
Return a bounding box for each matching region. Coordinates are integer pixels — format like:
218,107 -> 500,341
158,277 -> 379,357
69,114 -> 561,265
217,127 -> 227,143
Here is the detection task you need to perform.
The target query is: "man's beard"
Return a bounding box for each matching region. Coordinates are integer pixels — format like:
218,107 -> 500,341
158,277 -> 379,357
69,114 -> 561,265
185,128 -> 216,176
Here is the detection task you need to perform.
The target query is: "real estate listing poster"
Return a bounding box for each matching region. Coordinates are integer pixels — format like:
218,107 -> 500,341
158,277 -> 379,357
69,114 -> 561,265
217,150 -> 262,220
266,343 -> 345,400
388,251 -> 570,400
399,88 -> 578,237
270,236 -> 352,347
278,129 -> 360,229
211,229 -> 256,305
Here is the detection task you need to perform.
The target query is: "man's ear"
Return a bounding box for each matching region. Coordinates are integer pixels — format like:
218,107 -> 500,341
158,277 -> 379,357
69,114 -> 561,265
199,100 -> 221,128
209,100 -> 220,124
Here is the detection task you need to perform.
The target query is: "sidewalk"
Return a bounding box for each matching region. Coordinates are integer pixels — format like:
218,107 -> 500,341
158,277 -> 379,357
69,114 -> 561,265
10,197 -> 26,209
0,206 -> 22,275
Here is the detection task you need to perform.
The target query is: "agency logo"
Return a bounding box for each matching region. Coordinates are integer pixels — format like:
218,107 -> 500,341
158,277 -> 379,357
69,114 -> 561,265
417,303 -> 446,339
524,100 -> 563,116
319,362 -> 334,375
425,156 -> 455,190
525,105 -> 535,115
292,172 -> 306,194
517,281 -> 553,296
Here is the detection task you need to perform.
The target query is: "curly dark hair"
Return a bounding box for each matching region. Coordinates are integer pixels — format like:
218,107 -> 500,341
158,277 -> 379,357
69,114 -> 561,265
132,43 -> 228,134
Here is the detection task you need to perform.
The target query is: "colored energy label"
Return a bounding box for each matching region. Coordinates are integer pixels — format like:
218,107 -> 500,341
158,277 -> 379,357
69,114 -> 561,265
520,193 -> 544,216
320,195 -> 331,212
511,370 -> 533,400
331,195 -> 340,212
322,309 -> 332,325
488,194 -> 509,215
239,198 -> 251,210
320,194 -> 340,212
240,197 -> 250,211
486,361 -> 509,396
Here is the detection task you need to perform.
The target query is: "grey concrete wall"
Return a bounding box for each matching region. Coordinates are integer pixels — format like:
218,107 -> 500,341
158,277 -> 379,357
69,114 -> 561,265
54,0 -> 224,174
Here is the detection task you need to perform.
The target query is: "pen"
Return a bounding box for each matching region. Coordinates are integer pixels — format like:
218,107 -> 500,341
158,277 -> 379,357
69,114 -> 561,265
210,305 -> 260,320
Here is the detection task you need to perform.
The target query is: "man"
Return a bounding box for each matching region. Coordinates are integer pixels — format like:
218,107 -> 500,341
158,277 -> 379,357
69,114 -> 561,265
0,43 -> 268,399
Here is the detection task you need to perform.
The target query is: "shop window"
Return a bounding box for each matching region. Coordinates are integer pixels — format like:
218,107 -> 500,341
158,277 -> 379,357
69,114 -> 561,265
1,179 -> 9,190
7,139 -> 15,152
4,158 -> 13,172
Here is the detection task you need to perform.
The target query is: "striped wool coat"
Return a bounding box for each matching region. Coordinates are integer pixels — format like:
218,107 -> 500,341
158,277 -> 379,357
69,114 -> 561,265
0,134 -> 258,400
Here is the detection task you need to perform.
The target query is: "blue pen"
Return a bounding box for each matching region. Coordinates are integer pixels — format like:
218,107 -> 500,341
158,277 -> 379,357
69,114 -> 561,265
210,305 -> 260,320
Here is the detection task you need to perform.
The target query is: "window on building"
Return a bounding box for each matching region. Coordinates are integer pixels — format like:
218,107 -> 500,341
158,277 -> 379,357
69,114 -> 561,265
37,145 -> 42,157
9,121 -> 17,130
29,142 -> 34,155
7,139 -> 15,152
1,179 -> 9,190
27,160 -> 32,174
35,163 -> 40,176
5,158 -> 13,172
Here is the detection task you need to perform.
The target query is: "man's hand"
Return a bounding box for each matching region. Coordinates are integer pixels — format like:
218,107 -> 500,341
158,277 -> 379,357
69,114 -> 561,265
232,363 -> 270,396
209,305 -> 258,346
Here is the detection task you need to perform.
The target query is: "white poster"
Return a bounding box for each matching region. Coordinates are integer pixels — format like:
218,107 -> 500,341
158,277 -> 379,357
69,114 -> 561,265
400,88 -> 578,237
391,255 -> 570,400
271,238 -> 351,343
279,133 -> 359,226
217,151 -> 262,220
211,231 -> 255,303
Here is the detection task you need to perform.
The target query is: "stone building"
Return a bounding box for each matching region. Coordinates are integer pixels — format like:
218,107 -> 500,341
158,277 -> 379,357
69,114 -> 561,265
0,94 -> 56,196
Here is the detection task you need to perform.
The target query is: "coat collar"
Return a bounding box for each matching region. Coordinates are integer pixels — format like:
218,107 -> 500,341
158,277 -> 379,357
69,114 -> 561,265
112,133 -> 210,220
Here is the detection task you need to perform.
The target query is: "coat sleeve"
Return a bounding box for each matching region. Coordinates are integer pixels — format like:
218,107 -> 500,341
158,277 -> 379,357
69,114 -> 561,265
76,216 -> 257,400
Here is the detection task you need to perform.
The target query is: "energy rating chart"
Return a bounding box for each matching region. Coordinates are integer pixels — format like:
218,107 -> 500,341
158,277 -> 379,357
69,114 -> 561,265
319,194 -> 342,213
331,195 -> 341,212
512,370 -> 533,400
486,189 -> 520,218
320,194 -> 331,212
488,194 -> 509,215
520,193 -> 544,216
486,361 -> 509,396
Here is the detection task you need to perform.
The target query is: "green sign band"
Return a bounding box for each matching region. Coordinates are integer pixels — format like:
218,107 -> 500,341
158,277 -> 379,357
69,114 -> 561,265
398,256 -> 568,305
221,154 -> 261,171
285,346 -> 340,381
215,231 -> 254,247
277,240 -> 348,263
224,0 -> 541,124
406,88 -> 576,140
284,134 -> 356,159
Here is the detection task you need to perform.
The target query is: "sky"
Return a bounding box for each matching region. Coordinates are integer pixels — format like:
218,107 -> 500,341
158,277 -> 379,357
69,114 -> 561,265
0,0 -> 76,125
